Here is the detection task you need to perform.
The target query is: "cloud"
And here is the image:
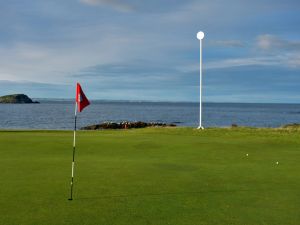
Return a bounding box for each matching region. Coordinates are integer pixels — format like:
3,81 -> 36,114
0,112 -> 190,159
256,34 -> 300,51
71,61 -> 197,91
0,73 -> 20,81
201,35 -> 300,70
205,57 -> 278,70
78,0 -> 191,13
73,62 -> 178,77
1,0 -> 300,102
253,35 -> 300,69
205,53 -> 300,70
0,80 -> 72,98
79,0 -> 134,12
285,53 -> 300,68
0,29 -> 149,83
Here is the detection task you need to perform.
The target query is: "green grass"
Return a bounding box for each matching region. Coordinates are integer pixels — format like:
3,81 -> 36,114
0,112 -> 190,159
0,128 -> 299,225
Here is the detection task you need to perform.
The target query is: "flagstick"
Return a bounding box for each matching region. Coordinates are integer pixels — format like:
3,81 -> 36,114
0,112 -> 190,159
69,102 -> 77,200
197,31 -> 205,130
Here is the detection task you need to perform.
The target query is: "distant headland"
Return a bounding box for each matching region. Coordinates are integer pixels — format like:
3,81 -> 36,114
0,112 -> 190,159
0,94 -> 39,104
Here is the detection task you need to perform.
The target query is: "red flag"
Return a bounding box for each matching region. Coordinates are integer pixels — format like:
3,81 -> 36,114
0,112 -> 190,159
76,83 -> 90,112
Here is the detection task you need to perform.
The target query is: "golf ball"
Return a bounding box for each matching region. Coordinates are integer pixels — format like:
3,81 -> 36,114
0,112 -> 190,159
246,154 -> 248,156
276,161 -> 279,165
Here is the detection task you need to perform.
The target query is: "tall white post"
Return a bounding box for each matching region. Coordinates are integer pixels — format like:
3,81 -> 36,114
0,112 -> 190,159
197,31 -> 205,129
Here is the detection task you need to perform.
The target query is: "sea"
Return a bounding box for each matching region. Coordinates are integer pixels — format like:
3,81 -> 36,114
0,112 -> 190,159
1,100 -> 300,130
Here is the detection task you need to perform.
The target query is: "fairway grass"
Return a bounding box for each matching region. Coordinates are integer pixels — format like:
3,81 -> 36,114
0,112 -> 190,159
0,128 -> 299,225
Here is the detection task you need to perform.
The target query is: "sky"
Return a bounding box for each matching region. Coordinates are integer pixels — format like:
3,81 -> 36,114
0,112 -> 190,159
0,0 -> 300,102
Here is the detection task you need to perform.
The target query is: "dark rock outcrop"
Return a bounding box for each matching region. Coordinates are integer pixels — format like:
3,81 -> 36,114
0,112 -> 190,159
81,121 -> 176,130
0,94 -> 39,104
281,123 -> 300,129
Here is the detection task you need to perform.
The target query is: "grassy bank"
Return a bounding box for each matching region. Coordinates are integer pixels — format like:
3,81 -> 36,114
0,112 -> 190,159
0,128 -> 299,225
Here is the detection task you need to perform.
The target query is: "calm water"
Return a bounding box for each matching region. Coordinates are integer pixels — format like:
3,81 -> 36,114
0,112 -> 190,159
0,100 -> 300,129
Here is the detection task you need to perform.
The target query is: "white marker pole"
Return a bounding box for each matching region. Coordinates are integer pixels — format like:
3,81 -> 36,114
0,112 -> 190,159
197,31 -> 205,129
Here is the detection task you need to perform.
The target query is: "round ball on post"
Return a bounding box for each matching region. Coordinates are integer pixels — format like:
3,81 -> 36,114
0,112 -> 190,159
197,31 -> 205,40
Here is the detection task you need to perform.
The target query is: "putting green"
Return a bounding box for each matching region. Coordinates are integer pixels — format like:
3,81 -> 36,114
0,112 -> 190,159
0,128 -> 299,225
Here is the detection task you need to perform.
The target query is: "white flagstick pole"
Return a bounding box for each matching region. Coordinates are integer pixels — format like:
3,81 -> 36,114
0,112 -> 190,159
69,101 -> 77,200
197,31 -> 205,130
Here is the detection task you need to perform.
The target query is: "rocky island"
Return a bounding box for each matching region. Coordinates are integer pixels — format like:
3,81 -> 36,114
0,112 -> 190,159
81,121 -> 176,130
0,94 -> 39,104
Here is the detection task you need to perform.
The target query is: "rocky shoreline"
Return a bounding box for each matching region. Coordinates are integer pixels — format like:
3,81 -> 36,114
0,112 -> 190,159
81,121 -> 176,130
80,122 -> 300,130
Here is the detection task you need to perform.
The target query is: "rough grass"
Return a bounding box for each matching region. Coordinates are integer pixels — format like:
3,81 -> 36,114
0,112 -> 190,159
0,128 -> 299,225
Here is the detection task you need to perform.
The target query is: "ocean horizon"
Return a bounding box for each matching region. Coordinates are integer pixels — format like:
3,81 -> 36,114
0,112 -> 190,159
32,98 -> 300,105
1,99 -> 300,130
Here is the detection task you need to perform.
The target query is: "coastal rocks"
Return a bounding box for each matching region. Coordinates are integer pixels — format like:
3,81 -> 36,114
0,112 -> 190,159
0,94 -> 39,104
81,121 -> 176,130
281,123 -> 300,129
